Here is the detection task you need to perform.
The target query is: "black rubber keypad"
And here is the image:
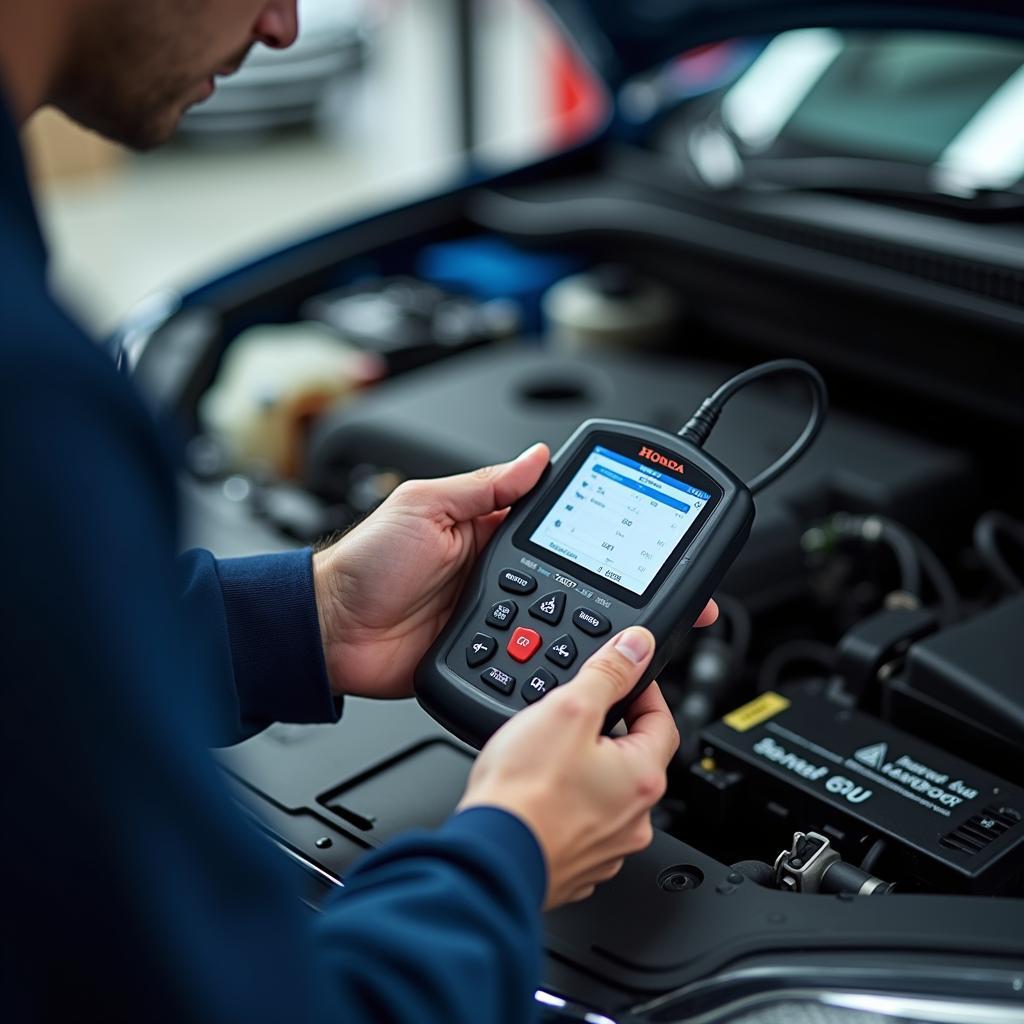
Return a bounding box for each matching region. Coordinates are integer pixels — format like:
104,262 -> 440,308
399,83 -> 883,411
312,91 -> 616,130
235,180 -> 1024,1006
528,592 -> 566,625
571,607 -> 611,637
486,600 -> 517,630
545,633 -> 577,669
521,668 -> 558,704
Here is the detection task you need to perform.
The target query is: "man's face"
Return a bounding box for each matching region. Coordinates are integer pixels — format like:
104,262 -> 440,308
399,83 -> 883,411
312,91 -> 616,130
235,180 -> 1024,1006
55,0 -> 299,150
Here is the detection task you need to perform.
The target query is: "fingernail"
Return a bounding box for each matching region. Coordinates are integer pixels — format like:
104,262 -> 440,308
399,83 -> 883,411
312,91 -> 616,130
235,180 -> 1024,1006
614,627 -> 652,665
516,442 -> 543,461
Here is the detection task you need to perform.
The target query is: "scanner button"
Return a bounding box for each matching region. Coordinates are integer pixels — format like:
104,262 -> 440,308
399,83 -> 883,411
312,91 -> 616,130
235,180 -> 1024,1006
481,666 -> 516,694
529,591 -> 566,625
499,569 -> 537,594
572,607 -> 611,637
545,634 -> 577,669
522,668 -> 558,704
507,627 -> 542,663
486,600 -> 517,630
466,633 -> 497,667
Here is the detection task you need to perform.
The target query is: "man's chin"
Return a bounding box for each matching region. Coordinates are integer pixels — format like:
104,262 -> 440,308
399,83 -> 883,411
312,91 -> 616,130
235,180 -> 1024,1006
118,105 -> 189,152
57,100 -> 184,152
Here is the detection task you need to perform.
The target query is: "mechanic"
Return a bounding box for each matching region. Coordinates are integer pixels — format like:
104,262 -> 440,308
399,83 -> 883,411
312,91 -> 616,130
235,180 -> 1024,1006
0,2 -> 717,1021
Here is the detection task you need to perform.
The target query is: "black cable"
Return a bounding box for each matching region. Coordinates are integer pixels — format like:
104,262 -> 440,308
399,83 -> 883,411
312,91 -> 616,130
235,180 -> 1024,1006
757,639 -> 837,693
974,511 -> 1024,593
828,513 -> 960,624
678,359 -> 828,495
872,520 -> 923,598
712,593 -> 752,665
730,859 -> 775,887
910,531 -> 962,625
828,514 -> 922,596
860,838 -> 886,875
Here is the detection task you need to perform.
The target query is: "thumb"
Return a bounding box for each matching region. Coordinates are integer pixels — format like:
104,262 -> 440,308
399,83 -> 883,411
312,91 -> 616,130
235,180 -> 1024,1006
567,627 -> 655,719
432,443 -> 549,523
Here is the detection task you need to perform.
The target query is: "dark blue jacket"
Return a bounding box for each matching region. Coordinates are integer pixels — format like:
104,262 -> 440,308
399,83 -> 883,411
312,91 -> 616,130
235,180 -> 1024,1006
0,99 -> 544,1023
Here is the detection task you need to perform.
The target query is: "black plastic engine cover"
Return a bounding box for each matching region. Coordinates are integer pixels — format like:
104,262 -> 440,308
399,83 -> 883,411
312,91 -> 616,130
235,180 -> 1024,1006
308,345 -> 971,608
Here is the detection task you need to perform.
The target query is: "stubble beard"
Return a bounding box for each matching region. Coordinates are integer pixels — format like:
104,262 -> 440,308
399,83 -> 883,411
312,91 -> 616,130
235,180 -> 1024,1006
51,1 -> 213,151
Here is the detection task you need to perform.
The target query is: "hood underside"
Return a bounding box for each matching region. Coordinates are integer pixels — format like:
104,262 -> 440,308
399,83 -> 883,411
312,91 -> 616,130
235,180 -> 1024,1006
544,0 -> 1024,88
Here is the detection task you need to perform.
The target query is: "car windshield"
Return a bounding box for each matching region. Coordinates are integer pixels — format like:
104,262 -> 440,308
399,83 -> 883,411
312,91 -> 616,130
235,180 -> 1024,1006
643,30 -> 1024,203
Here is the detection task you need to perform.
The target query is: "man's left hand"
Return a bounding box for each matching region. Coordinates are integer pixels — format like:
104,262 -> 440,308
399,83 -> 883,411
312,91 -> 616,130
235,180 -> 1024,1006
312,444 -> 551,699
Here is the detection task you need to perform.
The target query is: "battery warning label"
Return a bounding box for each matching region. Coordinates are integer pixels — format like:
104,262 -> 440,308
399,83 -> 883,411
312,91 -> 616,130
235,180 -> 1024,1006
846,740 -> 980,814
753,720 -> 983,819
854,743 -> 887,769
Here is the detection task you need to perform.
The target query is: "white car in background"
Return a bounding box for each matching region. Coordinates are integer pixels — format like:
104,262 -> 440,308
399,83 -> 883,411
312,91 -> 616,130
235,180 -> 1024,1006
181,0 -> 372,136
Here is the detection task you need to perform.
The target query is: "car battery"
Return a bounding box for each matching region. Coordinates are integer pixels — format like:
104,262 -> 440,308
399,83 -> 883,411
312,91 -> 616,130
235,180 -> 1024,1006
699,690 -> 1024,894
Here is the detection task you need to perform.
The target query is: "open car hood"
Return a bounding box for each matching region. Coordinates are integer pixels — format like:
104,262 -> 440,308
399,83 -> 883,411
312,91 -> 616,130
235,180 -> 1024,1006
545,0 -> 1024,89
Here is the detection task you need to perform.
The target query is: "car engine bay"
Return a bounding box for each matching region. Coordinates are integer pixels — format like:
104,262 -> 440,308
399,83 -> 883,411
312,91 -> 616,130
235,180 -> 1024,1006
122,82 -> 1024,1017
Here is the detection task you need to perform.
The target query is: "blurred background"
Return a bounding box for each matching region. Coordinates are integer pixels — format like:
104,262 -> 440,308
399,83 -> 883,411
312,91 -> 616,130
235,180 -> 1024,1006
26,0 -> 1024,344
22,0 -> 1024,566
25,0 -> 601,338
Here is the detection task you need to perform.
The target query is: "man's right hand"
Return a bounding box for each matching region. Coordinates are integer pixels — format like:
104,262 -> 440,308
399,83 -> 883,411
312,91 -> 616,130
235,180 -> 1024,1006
458,622 -> 700,908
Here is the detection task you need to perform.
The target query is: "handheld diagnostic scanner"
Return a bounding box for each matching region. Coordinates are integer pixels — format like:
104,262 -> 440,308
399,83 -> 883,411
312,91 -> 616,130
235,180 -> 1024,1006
415,360 -> 827,748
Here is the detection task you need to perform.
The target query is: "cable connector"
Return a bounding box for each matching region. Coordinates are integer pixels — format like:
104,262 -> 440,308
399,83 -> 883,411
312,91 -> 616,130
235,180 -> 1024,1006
678,397 -> 720,447
678,358 -> 827,495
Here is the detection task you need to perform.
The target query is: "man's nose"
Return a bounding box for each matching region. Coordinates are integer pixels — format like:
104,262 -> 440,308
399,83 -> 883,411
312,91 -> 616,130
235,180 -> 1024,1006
254,1 -> 300,50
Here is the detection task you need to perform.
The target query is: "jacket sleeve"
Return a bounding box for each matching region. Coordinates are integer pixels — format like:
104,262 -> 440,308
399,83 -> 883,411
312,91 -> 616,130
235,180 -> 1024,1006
317,808 -> 546,1024
1,313 -> 544,1024
178,546 -> 341,743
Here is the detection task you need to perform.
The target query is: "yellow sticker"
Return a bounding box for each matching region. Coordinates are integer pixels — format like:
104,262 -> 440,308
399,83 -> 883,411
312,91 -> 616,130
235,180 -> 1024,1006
723,691 -> 791,732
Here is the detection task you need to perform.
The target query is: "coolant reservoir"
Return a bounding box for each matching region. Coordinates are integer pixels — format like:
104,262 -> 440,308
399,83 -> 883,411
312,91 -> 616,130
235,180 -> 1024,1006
198,321 -> 382,478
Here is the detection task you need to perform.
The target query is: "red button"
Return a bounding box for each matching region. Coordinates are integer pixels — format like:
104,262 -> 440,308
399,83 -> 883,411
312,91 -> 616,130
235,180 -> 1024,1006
507,626 -> 542,662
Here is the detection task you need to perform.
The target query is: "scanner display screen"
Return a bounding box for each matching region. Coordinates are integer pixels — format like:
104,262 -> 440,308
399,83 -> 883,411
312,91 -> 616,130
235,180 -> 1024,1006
529,445 -> 713,596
